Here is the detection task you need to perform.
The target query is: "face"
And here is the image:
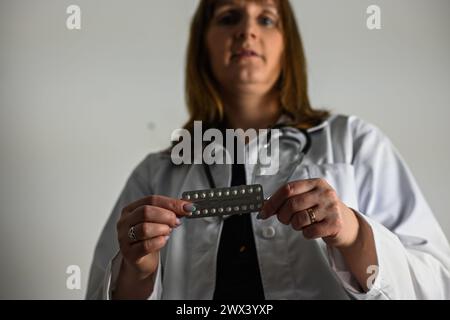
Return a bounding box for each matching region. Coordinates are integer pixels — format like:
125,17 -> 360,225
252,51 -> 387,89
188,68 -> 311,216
206,0 -> 284,95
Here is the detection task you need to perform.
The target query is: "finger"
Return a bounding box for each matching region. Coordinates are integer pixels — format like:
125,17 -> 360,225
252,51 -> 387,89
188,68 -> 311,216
122,195 -> 195,217
290,207 -> 325,230
301,219 -> 338,240
128,222 -> 172,242
127,235 -> 169,261
275,189 -> 320,225
260,179 -> 319,219
123,205 -> 181,230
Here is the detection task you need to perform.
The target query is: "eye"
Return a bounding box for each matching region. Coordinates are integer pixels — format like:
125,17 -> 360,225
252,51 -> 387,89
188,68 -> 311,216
217,10 -> 241,26
259,15 -> 276,27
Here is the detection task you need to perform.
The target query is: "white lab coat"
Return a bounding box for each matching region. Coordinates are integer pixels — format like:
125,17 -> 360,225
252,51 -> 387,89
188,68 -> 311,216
86,114 -> 450,299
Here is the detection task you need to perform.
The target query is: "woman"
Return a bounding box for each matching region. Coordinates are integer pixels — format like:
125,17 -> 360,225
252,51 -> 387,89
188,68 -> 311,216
87,0 -> 450,299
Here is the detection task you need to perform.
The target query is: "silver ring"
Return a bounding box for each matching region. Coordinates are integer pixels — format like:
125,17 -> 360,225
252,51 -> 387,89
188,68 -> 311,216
128,226 -> 137,241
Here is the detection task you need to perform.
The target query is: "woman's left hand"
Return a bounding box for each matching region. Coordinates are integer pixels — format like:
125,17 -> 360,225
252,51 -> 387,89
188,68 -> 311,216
258,178 -> 360,249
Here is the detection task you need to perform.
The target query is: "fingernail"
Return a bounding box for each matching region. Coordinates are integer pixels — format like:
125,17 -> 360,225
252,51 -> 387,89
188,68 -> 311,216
183,203 -> 196,213
175,218 -> 181,226
164,235 -> 170,241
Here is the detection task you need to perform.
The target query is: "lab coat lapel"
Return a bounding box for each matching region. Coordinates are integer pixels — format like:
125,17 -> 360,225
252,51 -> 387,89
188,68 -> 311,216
208,162 -> 232,188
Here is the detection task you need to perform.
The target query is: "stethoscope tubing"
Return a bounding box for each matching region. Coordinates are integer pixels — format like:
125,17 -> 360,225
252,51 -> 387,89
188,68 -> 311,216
202,125 -> 311,190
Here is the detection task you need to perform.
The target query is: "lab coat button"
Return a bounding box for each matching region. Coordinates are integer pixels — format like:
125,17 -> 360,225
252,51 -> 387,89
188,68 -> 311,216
262,226 -> 276,239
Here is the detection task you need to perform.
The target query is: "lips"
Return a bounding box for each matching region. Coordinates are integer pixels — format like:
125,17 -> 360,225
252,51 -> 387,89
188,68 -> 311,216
231,49 -> 260,60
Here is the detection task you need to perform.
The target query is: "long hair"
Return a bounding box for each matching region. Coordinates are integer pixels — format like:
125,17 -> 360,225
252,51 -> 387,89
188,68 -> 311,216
184,0 -> 329,132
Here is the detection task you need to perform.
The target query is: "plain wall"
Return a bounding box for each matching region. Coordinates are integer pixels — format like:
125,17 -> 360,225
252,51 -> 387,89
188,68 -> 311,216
0,0 -> 449,299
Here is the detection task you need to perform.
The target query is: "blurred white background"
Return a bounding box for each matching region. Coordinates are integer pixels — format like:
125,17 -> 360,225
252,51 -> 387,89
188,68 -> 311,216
0,0 -> 449,299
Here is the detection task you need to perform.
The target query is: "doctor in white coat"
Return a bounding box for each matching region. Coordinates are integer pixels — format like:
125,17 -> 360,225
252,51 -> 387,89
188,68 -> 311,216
86,0 -> 450,299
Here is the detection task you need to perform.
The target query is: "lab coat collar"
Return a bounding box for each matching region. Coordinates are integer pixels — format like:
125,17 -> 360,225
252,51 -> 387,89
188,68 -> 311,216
172,113 -> 332,191
274,112 -> 333,133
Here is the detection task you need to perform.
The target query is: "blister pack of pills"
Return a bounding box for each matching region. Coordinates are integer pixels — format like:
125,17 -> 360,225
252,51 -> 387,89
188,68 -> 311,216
182,184 -> 264,219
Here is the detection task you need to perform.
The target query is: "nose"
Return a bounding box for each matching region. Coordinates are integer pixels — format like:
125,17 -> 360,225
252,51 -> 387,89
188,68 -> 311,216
234,16 -> 258,41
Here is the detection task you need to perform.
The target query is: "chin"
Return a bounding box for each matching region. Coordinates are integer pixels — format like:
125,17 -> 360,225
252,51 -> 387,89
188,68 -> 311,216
226,76 -> 260,85
228,81 -> 266,93
236,70 -> 264,81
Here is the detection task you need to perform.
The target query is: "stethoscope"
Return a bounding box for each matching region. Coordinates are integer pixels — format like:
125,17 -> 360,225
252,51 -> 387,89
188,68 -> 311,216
202,124 -> 312,191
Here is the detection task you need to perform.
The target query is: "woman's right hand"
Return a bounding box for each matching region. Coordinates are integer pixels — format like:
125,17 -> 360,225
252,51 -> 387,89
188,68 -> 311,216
116,195 -> 195,279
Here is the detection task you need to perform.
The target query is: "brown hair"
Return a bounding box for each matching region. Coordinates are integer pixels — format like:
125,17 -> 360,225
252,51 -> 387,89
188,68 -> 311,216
183,0 -> 329,131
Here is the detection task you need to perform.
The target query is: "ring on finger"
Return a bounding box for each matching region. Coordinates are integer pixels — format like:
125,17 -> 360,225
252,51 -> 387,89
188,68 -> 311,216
128,225 -> 137,242
306,207 -> 318,225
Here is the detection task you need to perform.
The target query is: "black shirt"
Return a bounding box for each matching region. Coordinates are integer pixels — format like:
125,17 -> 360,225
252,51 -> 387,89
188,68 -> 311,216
213,161 -> 265,300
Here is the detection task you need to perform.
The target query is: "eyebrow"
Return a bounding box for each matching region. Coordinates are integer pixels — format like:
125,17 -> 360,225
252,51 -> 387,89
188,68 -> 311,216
215,0 -> 279,14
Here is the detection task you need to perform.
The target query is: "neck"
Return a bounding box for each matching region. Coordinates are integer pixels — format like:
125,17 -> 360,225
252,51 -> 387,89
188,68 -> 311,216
222,89 -> 282,131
